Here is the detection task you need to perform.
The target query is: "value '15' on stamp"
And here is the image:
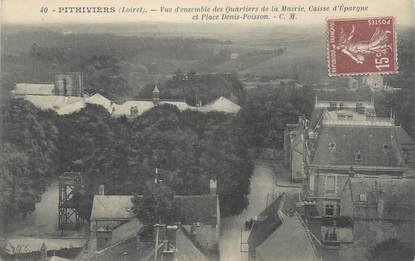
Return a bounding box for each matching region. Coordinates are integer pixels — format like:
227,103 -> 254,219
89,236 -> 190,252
327,17 -> 398,76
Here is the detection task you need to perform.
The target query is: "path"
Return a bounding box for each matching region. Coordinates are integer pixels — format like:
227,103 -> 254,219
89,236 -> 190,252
219,160 -> 277,261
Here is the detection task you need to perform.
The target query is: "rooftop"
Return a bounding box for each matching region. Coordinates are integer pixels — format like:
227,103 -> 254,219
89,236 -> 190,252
255,213 -> 320,261
12,83 -> 55,96
311,125 -> 404,169
247,194 -> 319,261
90,195 -> 137,221
247,194 -> 285,249
196,96 -> 241,114
90,194 -> 219,225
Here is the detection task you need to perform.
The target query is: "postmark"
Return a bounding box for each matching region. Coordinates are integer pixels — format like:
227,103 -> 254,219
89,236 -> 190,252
327,17 -> 398,76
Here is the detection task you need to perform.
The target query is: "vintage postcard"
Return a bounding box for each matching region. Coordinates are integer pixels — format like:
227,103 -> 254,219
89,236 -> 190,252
0,0 -> 414,261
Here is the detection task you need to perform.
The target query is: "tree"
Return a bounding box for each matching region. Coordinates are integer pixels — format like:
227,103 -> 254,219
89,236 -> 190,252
239,86 -> 314,149
0,143 -> 34,233
1,99 -> 59,232
82,55 -> 129,100
132,183 -> 176,226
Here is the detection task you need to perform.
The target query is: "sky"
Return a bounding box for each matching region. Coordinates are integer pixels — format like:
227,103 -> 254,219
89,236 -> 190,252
1,0 -> 414,26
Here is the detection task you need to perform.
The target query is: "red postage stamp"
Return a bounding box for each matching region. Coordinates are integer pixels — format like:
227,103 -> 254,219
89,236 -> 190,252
327,17 -> 398,76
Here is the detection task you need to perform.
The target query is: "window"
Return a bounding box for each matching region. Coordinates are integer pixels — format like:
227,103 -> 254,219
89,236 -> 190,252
309,175 -> 315,191
359,194 -> 367,202
355,150 -> 362,161
325,176 -> 336,194
329,102 -> 337,111
383,144 -> 389,151
324,202 -> 340,217
329,142 -> 336,151
325,204 -> 335,216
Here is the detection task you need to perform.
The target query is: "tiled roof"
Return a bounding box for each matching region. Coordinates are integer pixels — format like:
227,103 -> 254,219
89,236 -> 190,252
175,227 -> 210,261
247,194 -> 285,249
161,101 -> 191,111
90,195 -> 136,221
88,237 -> 153,261
56,100 -> 86,115
86,93 -> 114,113
22,94 -> 240,117
110,217 -> 143,245
311,125 -> 403,168
174,194 -> 219,226
349,177 -> 415,221
88,226 -> 210,261
12,83 -> 55,96
394,126 -> 415,145
111,101 -> 155,117
90,194 -> 219,225
196,96 -> 241,114
23,95 -> 83,111
255,213 -> 320,261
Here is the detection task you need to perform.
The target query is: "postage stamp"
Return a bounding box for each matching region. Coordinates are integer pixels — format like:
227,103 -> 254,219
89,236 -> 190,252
327,16 -> 398,76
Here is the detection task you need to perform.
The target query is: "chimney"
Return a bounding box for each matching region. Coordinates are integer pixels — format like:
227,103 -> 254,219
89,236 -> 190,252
153,224 -> 166,243
162,226 -> 178,261
153,224 -> 166,261
98,184 -> 105,195
162,247 -> 176,261
209,179 -> 217,194
40,242 -> 47,261
96,227 -> 112,250
166,225 -> 178,249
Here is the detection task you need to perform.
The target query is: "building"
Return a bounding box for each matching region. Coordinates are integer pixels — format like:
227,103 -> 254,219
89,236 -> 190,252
283,121 -> 307,182
312,176 -> 415,260
284,89 -> 415,260
89,186 -> 220,253
83,219 -> 211,261
314,95 -> 375,114
246,193 -> 320,261
54,72 -> 83,97
304,124 -> 410,219
11,83 -> 55,97
341,177 -> 414,242
17,83 -> 241,117
112,85 -> 241,118
12,73 -> 83,98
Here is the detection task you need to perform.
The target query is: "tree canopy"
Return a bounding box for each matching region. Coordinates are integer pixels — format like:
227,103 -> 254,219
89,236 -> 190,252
239,86 -> 314,149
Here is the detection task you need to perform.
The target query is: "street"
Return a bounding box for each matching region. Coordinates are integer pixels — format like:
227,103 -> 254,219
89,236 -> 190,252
219,159 -> 301,261
219,160 -> 276,261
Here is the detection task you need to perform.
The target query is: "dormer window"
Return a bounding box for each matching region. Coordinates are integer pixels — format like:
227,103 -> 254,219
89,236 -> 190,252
354,150 -> 362,161
329,142 -> 336,151
382,144 -> 389,150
